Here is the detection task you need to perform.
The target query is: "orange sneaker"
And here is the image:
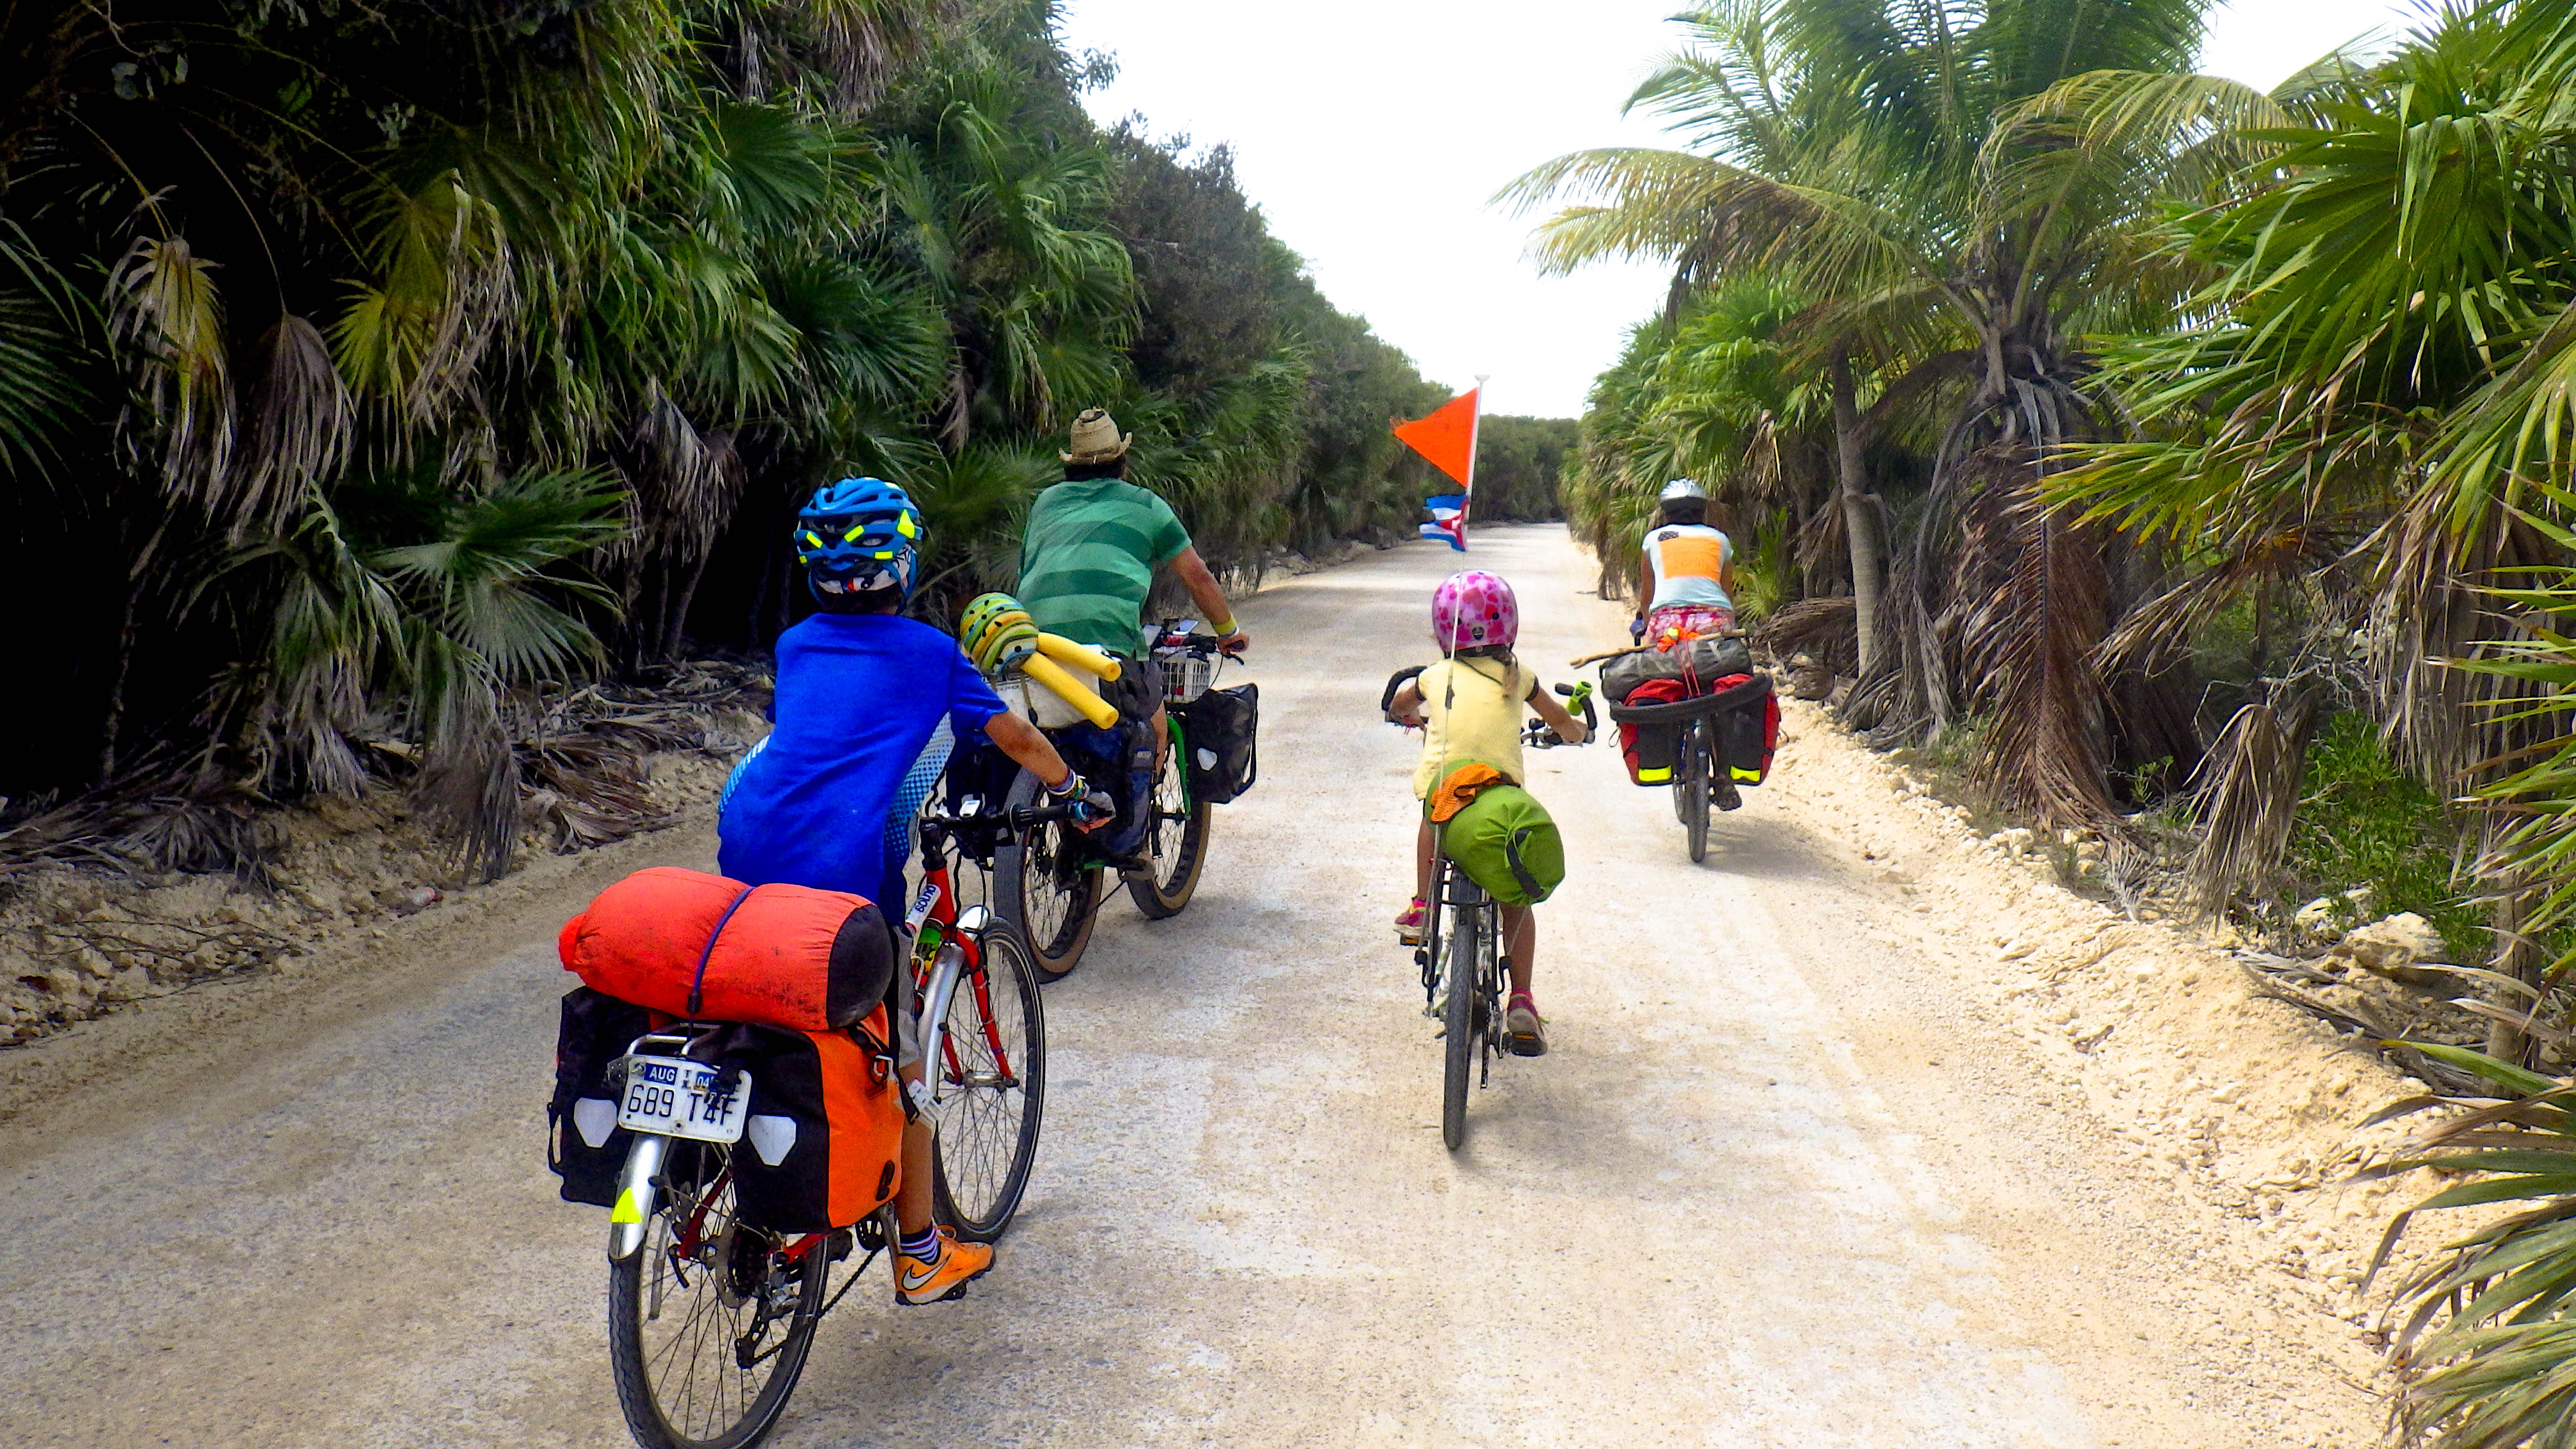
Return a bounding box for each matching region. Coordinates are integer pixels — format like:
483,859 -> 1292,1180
895,1227 -> 994,1306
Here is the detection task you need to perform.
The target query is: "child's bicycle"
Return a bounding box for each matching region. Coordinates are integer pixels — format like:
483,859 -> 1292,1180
1381,673 -> 1595,1150
600,794 -> 1059,1449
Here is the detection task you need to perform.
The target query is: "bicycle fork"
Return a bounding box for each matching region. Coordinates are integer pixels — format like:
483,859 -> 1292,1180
609,1133 -> 669,1262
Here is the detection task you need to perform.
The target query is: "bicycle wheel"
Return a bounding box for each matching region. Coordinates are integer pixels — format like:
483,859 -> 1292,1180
1441,880 -> 1479,1152
608,1140 -> 827,1449
993,768 -> 1104,981
1682,720 -> 1711,864
1126,722 -> 1211,919
931,927 -> 1047,1242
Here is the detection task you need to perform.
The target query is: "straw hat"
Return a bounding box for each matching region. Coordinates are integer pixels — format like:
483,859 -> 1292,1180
1060,408 -> 1131,464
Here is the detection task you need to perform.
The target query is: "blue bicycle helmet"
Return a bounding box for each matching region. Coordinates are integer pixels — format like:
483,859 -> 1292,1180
795,477 -> 923,602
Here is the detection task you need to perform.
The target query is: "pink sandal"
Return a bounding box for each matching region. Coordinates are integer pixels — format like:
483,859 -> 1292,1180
1394,897 -> 1427,945
1505,991 -> 1548,1057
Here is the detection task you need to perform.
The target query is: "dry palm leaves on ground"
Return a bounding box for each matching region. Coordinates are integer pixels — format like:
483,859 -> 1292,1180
0,657 -> 770,879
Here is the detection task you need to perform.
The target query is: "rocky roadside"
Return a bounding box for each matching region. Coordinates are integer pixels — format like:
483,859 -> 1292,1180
0,719 -> 758,1049
1770,696 -> 2470,1381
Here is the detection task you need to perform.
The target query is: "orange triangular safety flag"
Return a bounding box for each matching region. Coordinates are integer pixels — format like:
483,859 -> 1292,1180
1393,389 -> 1478,487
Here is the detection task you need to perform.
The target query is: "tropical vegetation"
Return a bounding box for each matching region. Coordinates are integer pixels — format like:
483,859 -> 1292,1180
0,0 -> 1496,873
1514,0 -> 2576,1437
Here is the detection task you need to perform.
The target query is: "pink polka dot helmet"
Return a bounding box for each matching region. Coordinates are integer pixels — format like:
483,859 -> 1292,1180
1432,570 -> 1518,652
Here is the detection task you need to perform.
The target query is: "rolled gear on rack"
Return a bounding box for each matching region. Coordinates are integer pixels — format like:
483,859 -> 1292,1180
557,867 -> 895,1033
1600,636 -> 1753,703
1429,760 -> 1564,907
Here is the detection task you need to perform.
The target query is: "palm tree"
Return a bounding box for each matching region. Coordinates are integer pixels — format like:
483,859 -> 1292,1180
1507,0 -> 2228,823
2052,2 -> 2576,1041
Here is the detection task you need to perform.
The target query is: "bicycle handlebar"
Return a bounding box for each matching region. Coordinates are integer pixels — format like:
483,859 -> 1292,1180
922,802 -> 1077,832
1152,618 -> 1247,660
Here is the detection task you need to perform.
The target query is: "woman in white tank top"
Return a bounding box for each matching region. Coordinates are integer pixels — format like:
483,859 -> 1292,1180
1632,486 -> 1736,648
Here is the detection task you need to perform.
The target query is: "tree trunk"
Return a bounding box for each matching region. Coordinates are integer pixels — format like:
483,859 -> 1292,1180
2488,880 -> 2547,1067
1829,352 -> 1883,675
97,515 -> 173,787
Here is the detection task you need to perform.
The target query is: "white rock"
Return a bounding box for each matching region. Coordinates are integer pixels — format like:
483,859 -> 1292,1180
2333,913 -> 2445,976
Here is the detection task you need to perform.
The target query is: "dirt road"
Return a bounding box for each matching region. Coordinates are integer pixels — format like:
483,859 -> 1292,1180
0,525 -> 2381,1447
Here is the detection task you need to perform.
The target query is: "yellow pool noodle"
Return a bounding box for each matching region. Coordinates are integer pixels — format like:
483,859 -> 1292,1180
1021,654 -> 1119,729
1035,633 -> 1121,681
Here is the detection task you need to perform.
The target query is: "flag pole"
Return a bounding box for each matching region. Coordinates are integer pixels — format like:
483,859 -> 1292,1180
1462,375 -> 1487,542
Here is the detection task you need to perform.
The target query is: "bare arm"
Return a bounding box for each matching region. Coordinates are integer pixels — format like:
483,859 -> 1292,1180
1168,546 -> 1246,649
1390,681 -> 1425,728
1527,682 -> 1589,746
983,712 -> 1110,831
1633,547 -> 1652,619
983,711 -> 1073,788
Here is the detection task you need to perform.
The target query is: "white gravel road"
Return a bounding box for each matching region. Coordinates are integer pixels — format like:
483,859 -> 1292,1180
0,525 -> 2379,1448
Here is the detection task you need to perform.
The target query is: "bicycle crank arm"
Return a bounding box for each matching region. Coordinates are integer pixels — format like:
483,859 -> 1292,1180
608,1133 -> 670,1262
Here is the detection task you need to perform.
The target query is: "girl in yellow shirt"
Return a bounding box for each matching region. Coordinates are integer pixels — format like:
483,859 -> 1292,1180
1386,572 -> 1588,1054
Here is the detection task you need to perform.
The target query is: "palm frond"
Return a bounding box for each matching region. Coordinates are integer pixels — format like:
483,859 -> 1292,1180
107,236 -> 234,508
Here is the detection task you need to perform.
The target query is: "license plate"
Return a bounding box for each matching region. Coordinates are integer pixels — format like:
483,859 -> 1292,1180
615,1054 -> 749,1144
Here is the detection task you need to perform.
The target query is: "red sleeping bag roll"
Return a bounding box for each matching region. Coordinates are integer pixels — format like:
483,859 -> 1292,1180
557,867 -> 894,1032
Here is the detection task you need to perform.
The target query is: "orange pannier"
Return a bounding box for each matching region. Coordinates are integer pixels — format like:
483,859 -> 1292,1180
714,1015 -> 910,1232
557,867 -> 895,1033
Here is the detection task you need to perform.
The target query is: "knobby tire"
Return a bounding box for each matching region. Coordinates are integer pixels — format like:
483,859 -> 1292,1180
1683,720 -> 1711,864
931,927 -> 1047,1242
1126,724 -> 1210,919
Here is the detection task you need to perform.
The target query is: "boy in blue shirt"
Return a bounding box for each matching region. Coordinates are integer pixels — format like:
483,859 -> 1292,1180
719,477 -> 1106,1305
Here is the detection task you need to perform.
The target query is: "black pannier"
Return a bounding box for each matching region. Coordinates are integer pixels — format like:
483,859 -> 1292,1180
548,986 -> 656,1206
1177,682 -> 1258,804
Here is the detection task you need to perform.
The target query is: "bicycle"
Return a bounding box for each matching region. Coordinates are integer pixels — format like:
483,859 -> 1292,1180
992,624 -> 1244,977
1388,678 -> 1593,1152
1125,620 -> 1241,918
1592,641 -> 1771,864
600,798 -> 1060,1449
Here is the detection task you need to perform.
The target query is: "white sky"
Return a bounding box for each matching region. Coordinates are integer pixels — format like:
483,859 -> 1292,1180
1059,0 -> 2428,419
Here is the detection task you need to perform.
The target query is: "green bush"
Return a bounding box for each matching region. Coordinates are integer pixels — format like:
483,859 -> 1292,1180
2284,713 -> 2484,961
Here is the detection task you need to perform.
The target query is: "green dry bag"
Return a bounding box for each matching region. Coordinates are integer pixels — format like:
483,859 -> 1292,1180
1441,780 -> 1565,907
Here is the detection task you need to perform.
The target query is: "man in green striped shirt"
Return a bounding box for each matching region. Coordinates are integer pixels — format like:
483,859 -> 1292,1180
1017,409 -> 1249,700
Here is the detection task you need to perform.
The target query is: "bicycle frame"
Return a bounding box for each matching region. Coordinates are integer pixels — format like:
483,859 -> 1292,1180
906,817 -> 1019,1119
1419,853 -> 1498,1013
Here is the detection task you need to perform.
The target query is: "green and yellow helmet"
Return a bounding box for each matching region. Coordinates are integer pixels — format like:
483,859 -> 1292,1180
959,593 -> 1040,673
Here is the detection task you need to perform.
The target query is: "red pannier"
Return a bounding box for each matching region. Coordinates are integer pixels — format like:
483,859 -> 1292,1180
557,867 -> 894,1033
1617,677 -> 1691,785
1707,673 -> 1782,785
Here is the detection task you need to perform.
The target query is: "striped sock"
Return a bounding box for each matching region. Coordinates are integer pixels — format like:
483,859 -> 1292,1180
900,1225 -> 940,1261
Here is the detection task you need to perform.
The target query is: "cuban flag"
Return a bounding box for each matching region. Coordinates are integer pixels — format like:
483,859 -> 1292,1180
1419,494 -> 1467,551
